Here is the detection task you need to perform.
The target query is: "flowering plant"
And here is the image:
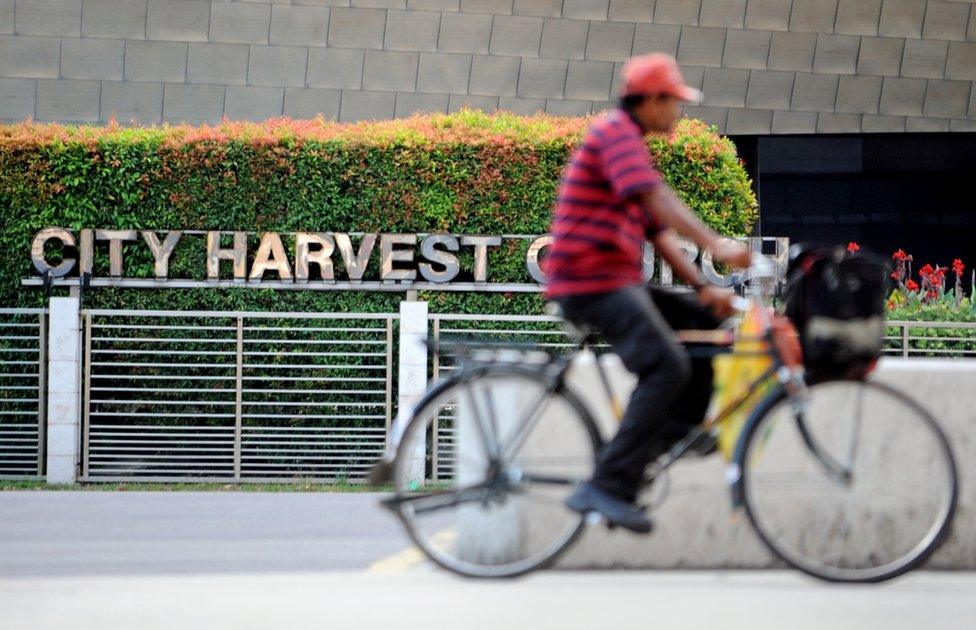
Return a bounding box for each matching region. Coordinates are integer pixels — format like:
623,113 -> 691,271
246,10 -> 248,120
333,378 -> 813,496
889,250 -> 971,313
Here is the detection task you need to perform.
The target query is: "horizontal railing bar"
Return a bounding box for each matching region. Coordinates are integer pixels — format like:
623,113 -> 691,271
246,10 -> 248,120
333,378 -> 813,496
91,439 -> 232,446
242,401 -> 386,408
92,337 -> 237,345
86,309 -> 398,320
903,349 -> 976,355
238,455 -> 383,461
89,453 -> 234,460
242,389 -> 385,395
91,399 -> 237,406
92,375 -> 238,381
244,327 -> 387,334
243,351 -> 387,358
241,426 -> 386,432
90,433 -> 233,439
239,462 -> 377,468
0,373 -> 38,378
242,450 -> 384,456
90,412 -> 236,418
904,337 -> 976,343
433,314 -> 560,323
93,324 -> 237,332
91,362 -> 236,369
75,476 -> 236,482
241,413 -> 385,420
887,321 -> 976,329
241,376 -> 385,382
241,364 -> 386,370
438,328 -> 566,336
242,339 -> 388,346
90,448 -> 233,454
0,309 -> 46,315
91,349 -> 238,357
0,411 -> 40,415
88,470 -> 234,474
92,387 -> 236,394
241,441 -> 384,447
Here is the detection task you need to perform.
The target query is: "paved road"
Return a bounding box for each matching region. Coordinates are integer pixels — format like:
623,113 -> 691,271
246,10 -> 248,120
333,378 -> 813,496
1,492 -> 973,630
3,570 -> 974,630
0,491 -> 409,576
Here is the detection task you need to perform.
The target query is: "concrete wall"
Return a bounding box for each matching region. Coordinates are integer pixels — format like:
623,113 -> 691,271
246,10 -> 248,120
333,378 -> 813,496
2,0 -> 975,132
552,357 -> 974,570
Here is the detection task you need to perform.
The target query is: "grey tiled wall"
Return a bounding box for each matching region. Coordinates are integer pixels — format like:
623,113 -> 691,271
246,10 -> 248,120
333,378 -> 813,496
1,0 -> 975,133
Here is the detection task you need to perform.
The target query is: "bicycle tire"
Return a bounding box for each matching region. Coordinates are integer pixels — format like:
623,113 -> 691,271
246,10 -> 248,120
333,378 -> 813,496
735,379 -> 958,583
390,363 -> 601,579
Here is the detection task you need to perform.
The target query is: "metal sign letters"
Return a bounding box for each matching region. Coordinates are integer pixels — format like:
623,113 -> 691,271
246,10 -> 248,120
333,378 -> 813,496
26,228 -> 788,292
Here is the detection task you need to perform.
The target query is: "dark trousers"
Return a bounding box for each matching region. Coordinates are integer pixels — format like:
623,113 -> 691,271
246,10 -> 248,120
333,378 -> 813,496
557,285 -> 719,503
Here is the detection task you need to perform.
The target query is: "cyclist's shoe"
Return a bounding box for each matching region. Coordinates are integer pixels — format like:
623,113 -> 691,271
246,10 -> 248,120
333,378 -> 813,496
565,482 -> 653,534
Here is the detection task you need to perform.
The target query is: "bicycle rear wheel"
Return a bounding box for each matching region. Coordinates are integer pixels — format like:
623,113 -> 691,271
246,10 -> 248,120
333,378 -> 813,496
739,380 -> 957,583
390,364 -> 600,578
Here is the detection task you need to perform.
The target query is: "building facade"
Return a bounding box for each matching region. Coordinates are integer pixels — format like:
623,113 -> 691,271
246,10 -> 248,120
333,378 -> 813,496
1,0 -> 974,131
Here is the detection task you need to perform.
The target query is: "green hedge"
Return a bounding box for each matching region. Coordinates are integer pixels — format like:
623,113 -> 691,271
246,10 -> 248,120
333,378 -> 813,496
0,111 -> 757,314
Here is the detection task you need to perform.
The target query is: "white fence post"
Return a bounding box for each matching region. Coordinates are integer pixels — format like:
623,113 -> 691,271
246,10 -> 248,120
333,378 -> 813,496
45,297 -> 82,484
394,300 -> 428,482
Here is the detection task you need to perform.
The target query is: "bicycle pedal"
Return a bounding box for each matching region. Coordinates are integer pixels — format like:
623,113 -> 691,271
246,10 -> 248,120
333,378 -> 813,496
584,511 -> 605,526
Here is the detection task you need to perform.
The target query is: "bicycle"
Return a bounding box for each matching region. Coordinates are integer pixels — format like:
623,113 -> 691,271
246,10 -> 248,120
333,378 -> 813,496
374,255 -> 958,583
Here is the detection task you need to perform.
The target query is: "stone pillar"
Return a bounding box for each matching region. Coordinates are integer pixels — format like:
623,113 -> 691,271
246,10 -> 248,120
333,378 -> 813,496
394,300 -> 428,483
45,297 -> 81,484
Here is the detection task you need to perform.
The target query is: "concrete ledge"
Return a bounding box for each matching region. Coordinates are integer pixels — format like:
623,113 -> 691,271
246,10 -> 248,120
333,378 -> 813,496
552,358 -> 975,570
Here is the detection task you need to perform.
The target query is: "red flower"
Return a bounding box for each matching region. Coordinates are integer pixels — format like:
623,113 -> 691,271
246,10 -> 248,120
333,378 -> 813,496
918,264 -> 934,278
847,241 -> 860,253
892,249 -> 911,262
953,259 -> 965,276
905,279 -> 919,292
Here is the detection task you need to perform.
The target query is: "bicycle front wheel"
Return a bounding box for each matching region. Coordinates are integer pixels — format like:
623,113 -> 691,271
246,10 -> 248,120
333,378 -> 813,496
391,365 -> 600,578
739,379 -> 958,583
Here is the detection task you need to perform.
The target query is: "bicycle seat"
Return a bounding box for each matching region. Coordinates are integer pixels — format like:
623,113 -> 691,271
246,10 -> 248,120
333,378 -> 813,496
546,302 -> 597,344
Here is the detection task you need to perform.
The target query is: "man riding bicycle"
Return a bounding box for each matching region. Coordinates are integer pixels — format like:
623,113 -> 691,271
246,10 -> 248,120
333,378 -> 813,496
544,53 -> 752,534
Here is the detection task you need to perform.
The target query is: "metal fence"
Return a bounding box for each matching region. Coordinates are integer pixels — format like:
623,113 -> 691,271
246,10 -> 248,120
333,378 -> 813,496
5,304 -> 975,484
428,313 -> 574,481
81,310 -> 397,482
0,309 -> 46,479
885,321 -> 976,358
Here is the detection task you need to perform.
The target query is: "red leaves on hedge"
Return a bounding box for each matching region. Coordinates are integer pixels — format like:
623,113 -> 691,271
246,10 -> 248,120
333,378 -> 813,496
0,112 -> 589,149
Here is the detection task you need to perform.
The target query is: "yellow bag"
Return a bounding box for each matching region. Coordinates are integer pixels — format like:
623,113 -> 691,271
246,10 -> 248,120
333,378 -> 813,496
709,305 -> 775,460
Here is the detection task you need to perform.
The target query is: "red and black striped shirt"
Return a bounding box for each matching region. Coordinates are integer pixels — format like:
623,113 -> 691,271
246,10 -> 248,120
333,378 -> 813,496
543,109 -> 663,298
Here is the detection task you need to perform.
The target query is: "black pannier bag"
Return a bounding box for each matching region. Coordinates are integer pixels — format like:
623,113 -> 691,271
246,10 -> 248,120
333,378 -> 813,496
782,245 -> 890,383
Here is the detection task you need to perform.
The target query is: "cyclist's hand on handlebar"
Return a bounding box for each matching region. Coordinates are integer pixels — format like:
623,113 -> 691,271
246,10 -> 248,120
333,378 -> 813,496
710,238 -> 752,269
697,285 -> 739,320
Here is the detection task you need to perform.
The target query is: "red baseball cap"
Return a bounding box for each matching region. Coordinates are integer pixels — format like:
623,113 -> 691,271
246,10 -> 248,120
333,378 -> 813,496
619,53 -> 703,103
